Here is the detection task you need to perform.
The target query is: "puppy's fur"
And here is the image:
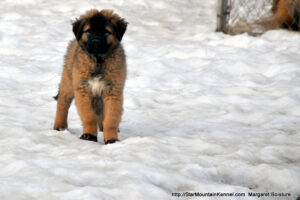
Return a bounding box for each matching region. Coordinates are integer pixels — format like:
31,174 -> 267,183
272,0 -> 300,30
53,9 -> 127,144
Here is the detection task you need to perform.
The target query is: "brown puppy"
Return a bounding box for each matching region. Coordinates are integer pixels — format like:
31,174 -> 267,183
53,9 -> 127,144
272,0 -> 300,30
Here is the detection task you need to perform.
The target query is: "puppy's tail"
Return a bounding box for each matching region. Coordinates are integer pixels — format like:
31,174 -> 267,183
53,90 -> 59,101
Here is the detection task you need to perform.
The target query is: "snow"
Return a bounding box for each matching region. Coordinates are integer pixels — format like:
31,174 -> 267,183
0,0 -> 300,199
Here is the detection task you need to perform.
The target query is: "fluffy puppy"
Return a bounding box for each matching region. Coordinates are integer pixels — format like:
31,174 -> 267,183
53,9 -> 127,144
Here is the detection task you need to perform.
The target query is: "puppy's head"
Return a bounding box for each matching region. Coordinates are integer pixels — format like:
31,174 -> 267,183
72,9 -> 127,56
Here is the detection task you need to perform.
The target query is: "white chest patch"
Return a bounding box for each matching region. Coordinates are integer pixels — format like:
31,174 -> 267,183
88,76 -> 107,96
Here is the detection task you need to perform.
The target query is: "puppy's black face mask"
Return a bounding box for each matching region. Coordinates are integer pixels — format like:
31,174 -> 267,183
85,14 -> 111,56
73,11 -> 127,59
73,13 -> 111,57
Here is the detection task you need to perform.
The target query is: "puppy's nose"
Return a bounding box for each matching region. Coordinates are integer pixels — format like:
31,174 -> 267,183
92,38 -> 101,44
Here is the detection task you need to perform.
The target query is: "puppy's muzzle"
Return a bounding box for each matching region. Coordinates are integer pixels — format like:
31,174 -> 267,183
87,35 -> 108,54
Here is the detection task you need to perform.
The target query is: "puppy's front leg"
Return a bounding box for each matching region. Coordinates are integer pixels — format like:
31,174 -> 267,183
74,89 -> 98,142
103,95 -> 123,144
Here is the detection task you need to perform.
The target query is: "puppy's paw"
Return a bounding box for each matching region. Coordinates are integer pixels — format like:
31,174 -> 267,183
99,127 -> 120,133
80,133 -> 98,142
105,139 -> 119,144
54,125 -> 67,131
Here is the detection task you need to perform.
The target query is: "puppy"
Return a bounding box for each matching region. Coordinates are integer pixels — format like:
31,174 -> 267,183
53,9 -> 127,144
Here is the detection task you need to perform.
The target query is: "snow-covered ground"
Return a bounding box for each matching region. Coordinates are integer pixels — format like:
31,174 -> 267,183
0,0 -> 300,199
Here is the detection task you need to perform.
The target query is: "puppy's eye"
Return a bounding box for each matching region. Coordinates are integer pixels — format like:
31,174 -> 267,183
84,29 -> 91,33
104,30 -> 111,35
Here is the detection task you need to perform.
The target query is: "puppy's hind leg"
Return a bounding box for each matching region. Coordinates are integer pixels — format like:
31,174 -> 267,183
97,114 -> 104,132
53,73 -> 74,131
92,96 -> 104,132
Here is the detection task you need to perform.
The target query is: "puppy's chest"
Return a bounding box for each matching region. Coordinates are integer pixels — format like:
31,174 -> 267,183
87,63 -> 109,97
87,76 -> 107,96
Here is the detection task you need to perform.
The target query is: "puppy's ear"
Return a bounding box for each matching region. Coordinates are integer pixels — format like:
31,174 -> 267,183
114,18 -> 128,41
72,18 -> 84,41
